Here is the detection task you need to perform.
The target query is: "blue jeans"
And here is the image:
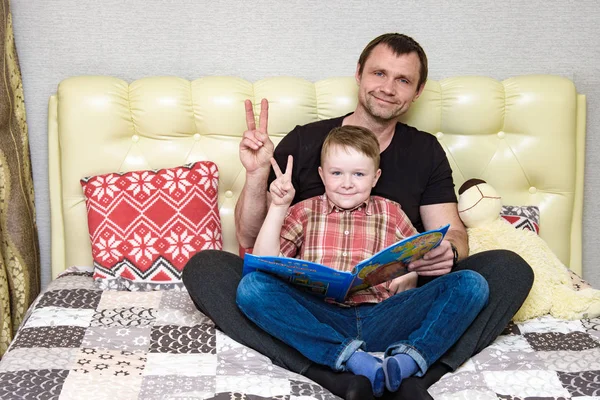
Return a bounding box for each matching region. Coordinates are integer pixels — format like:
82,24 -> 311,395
237,270 -> 489,376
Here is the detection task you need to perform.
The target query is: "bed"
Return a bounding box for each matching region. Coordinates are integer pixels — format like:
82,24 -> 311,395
0,74 -> 595,399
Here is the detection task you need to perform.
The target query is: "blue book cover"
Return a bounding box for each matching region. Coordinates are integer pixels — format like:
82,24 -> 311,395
242,224 -> 450,302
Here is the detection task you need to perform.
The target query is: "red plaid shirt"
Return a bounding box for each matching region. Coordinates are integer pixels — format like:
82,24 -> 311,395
280,194 -> 418,305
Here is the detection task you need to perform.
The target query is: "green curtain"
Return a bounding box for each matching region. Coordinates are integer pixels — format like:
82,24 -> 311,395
0,0 -> 40,357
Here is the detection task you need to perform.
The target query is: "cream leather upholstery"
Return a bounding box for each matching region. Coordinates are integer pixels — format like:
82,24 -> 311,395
48,75 -> 586,279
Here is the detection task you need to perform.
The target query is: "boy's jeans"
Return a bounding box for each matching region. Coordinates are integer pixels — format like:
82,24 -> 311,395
237,270 -> 489,375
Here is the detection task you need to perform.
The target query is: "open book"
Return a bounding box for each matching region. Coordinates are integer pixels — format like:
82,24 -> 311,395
242,224 -> 450,302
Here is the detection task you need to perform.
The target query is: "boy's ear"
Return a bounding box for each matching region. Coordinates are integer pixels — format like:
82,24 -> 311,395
318,166 -> 324,183
372,169 -> 382,187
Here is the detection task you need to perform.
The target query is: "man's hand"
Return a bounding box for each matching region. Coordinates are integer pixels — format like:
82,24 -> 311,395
407,240 -> 454,276
240,98 -> 274,175
269,156 -> 295,207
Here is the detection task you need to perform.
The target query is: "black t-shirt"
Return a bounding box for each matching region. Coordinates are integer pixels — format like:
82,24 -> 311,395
269,114 -> 456,233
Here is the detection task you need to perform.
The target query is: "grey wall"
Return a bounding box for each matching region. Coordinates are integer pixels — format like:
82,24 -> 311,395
11,0 -> 600,288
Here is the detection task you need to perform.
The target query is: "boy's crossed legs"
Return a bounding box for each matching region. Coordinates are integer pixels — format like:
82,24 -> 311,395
236,269 -> 489,397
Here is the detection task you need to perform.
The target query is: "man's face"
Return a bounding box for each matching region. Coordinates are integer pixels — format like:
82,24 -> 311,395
355,44 -> 424,122
318,145 -> 381,210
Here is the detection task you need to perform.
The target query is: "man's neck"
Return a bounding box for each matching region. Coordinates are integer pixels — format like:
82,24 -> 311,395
342,109 -> 397,152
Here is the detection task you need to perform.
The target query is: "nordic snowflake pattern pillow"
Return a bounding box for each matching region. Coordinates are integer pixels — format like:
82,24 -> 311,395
81,161 -> 221,290
500,205 -> 540,234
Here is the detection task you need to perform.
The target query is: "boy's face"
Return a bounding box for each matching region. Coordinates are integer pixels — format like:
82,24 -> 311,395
318,144 -> 381,210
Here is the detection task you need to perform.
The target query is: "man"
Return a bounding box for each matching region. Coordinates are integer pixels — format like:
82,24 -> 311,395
183,33 -> 534,400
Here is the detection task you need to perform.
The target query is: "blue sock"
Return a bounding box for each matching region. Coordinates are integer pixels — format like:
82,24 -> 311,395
345,351 -> 385,397
383,353 -> 419,392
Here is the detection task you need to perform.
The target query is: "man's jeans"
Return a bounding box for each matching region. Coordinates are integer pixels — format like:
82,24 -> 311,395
236,270 -> 489,375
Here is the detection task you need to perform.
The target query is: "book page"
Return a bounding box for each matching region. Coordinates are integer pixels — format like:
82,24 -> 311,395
349,224 -> 450,292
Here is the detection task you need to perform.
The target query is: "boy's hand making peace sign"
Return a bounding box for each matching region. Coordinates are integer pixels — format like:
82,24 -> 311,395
239,98 -> 274,176
269,155 -> 295,207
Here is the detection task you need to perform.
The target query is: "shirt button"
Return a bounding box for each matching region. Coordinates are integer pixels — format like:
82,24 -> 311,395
344,230 -> 349,235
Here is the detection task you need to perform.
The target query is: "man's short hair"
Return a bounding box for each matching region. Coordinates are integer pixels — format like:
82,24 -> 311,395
357,33 -> 428,91
321,125 -> 380,169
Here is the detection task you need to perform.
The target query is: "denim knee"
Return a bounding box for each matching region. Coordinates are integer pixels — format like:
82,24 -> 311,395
236,272 -> 261,311
455,270 -> 489,308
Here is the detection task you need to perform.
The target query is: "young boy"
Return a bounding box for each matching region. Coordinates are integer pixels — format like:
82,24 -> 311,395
236,126 -> 489,397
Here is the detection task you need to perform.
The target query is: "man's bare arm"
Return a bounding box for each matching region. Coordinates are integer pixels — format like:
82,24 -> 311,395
425,202 -> 468,258
235,98 -> 274,249
235,171 -> 271,249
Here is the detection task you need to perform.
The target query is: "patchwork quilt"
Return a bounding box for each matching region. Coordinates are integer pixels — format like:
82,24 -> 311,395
1,267 -> 599,399
0,268 -> 335,400
430,317 -> 600,399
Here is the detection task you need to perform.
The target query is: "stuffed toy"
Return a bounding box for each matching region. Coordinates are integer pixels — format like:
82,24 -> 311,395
457,178 -> 600,322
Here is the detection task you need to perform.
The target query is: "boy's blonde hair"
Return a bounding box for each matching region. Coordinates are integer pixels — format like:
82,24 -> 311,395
321,125 -> 380,169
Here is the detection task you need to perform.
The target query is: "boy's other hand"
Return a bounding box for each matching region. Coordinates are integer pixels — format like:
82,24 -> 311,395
389,271 -> 418,294
269,155 -> 295,207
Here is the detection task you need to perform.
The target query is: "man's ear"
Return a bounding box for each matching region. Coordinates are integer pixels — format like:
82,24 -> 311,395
372,168 -> 382,187
413,81 -> 426,102
318,166 -> 324,183
355,64 -> 362,85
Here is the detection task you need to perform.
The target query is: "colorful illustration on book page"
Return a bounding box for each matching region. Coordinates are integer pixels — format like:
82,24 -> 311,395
351,231 -> 444,292
390,231 -> 444,262
350,263 -> 382,292
362,261 -> 407,287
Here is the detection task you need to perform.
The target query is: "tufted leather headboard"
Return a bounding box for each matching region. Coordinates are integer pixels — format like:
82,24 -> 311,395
48,75 -> 585,279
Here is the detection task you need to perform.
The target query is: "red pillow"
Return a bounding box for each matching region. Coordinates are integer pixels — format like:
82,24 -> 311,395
500,205 -> 540,234
81,161 -> 221,290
